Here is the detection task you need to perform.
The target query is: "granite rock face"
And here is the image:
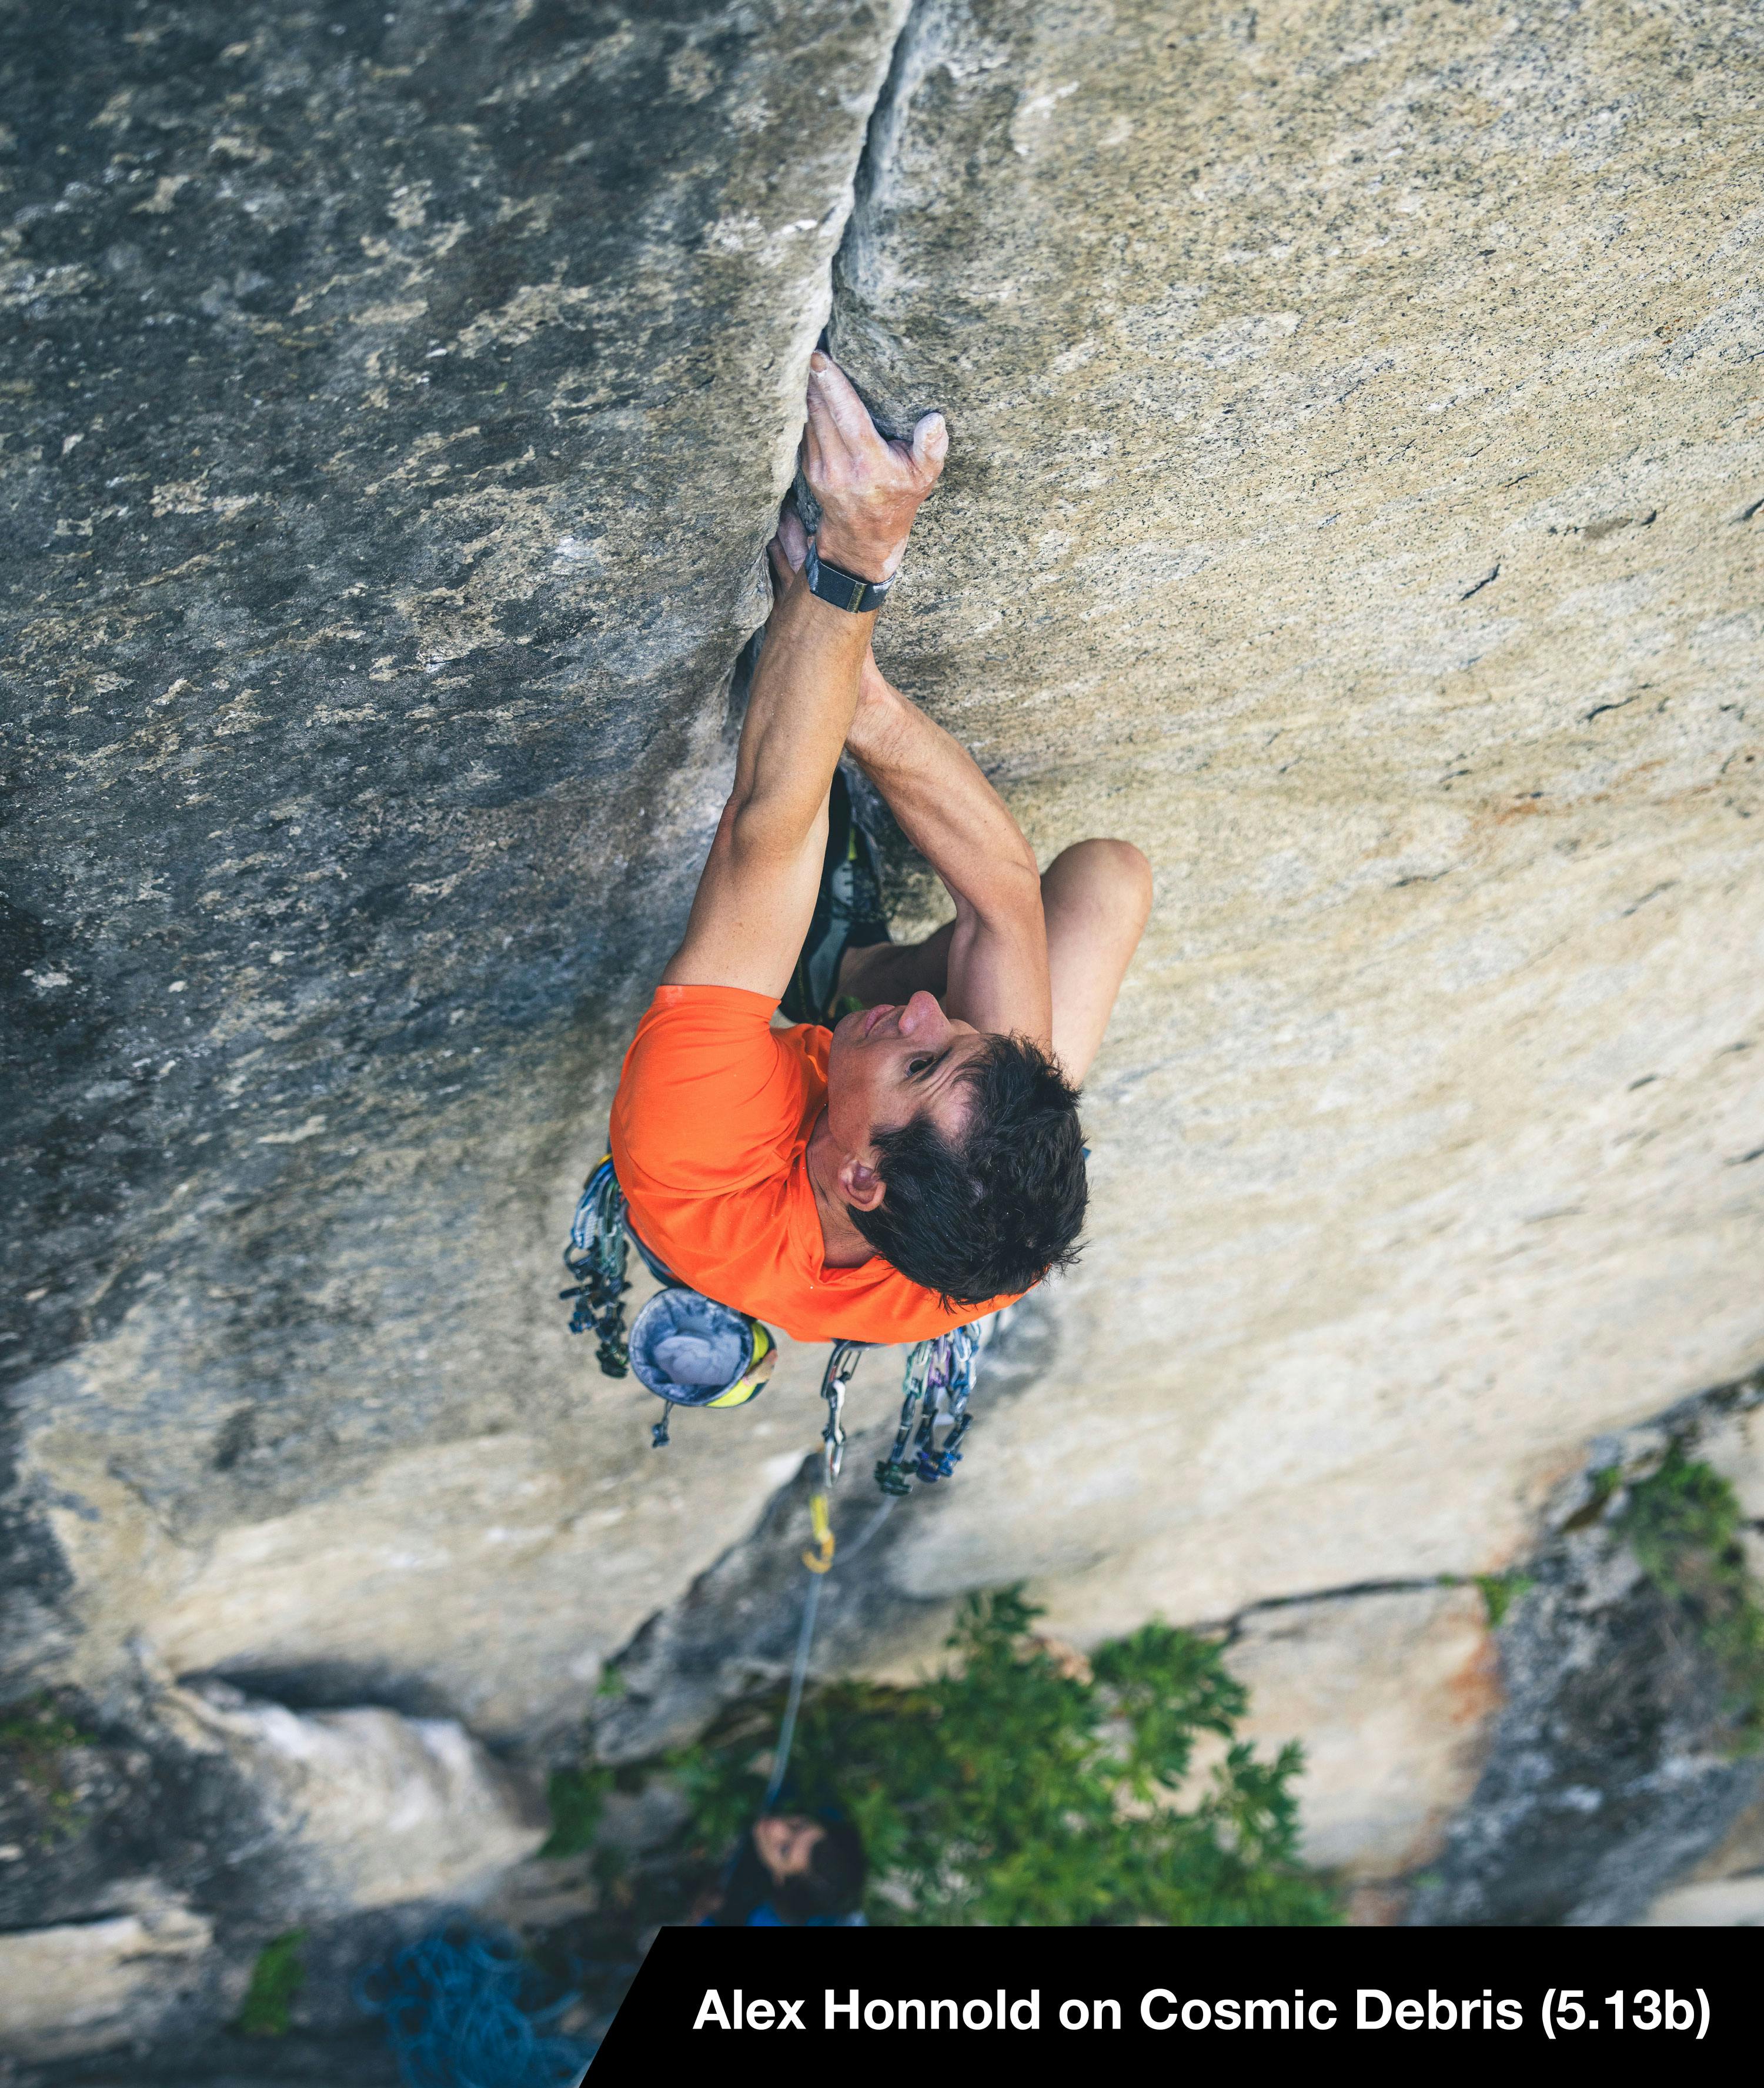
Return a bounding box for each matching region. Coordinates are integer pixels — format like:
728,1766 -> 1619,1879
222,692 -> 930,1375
2,0 -> 910,1732
2,0 -> 1763,2012
823,0 -> 1764,1653
1411,1372 -> 1764,1926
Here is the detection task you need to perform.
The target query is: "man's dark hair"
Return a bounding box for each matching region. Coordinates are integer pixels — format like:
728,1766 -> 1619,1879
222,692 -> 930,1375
851,1033 -> 1087,1305
774,1815 -> 867,1922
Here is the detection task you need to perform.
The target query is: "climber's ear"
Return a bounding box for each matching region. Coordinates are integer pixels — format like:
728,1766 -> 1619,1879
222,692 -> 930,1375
838,1154 -> 886,1213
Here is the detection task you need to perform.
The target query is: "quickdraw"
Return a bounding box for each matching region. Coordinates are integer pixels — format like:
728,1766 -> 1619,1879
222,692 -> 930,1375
874,1321 -> 985,1495
559,1156 -> 632,1378
817,1339 -> 867,1490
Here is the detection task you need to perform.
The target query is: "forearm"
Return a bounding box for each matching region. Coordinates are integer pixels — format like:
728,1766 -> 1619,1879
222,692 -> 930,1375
845,671 -> 1041,920
659,349 -> 946,994
846,667 -> 1050,1044
729,577 -> 873,854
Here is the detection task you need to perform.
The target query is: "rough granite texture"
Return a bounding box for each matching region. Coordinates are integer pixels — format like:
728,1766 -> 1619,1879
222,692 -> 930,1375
1411,1371 -> 1764,1926
2,0 -> 910,1732
3,0 -> 1764,2005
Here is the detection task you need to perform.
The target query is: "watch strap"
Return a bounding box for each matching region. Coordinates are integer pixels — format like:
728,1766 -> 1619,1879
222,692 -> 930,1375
805,540 -> 894,614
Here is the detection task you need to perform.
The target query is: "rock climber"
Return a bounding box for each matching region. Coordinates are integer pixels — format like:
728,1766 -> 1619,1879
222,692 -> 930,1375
609,350 -> 1151,1343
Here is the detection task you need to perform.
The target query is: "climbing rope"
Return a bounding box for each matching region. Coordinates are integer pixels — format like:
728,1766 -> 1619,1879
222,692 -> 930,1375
761,1493 -> 898,1813
355,1920 -> 595,2088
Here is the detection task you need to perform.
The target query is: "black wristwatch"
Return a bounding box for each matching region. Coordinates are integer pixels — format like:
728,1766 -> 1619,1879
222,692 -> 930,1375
805,538 -> 896,613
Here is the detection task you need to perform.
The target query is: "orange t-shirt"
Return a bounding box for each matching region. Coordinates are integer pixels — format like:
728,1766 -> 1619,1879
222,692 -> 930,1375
609,984 -> 1009,1345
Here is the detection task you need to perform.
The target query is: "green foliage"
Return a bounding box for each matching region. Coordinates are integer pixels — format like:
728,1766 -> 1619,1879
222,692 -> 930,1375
673,1587 -> 1339,1927
1473,1572 -> 1535,1629
542,1765 -> 614,1858
0,1693 -> 95,1847
0,1695 -> 91,1770
1618,1448 -> 1764,1748
236,1930 -> 307,2039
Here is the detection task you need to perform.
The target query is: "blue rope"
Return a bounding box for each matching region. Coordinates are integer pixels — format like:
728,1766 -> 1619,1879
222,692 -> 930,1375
356,1920 -> 596,2088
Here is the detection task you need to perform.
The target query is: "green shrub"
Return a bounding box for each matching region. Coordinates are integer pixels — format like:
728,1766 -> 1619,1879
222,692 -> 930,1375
0,1693 -> 95,1847
1473,1571 -> 1535,1629
541,1765 -> 614,1858
671,1586 -> 1338,1927
1619,1447 -> 1764,1748
237,1930 -> 306,2039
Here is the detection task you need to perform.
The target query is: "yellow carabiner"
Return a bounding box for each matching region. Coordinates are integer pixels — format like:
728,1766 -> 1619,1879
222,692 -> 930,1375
802,1490 -> 836,1575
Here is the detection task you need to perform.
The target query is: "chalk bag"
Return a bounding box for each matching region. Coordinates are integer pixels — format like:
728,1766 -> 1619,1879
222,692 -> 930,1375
627,1288 -> 777,1425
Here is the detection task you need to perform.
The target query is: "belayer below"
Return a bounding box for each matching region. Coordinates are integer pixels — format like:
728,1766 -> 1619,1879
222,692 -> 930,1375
603,350 -> 1151,1354
696,1810 -> 867,1929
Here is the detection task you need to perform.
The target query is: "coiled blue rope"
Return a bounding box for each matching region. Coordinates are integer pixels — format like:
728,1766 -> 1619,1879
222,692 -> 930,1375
356,1920 -> 596,2088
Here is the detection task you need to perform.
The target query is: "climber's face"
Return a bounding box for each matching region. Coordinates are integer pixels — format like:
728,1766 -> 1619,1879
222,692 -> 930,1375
824,991 -> 985,1206
754,1813 -> 824,1882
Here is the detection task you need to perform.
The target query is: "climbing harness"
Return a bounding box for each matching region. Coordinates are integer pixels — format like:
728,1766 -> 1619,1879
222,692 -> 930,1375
564,1158 -> 994,1492
563,1158 -> 777,1449
355,1919 -> 594,2088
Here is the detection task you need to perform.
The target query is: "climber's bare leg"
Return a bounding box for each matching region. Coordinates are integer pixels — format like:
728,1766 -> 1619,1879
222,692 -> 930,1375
839,837 -> 1150,1085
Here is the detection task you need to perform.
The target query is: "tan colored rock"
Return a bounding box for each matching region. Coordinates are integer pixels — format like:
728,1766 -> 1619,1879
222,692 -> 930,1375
160,1680 -> 546,1913
0,1902 -> 212,2062
1217,1585 -> 1498,1877
1635,1876 -> 1764,1927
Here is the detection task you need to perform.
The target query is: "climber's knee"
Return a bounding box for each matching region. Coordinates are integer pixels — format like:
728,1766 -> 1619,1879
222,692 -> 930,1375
1045,837 -> 1152,929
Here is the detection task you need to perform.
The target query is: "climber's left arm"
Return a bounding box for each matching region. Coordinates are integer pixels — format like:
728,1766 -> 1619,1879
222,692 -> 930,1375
844,662 -> 1053,1051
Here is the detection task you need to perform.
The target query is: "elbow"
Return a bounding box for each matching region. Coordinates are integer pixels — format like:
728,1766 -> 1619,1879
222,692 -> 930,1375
721,788 -> 823,868
955,848 -> 1044,931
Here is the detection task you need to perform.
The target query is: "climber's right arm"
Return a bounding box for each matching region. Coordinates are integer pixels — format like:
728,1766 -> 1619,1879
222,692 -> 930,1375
662,353 -> 946,997
661,568 -> 870,998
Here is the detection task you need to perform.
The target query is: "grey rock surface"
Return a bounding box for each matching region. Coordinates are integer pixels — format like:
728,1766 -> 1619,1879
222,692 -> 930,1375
3,0 -> 908,1730
2,0 -> 1762,2000
1411,1370 -> 1764,1926
0,1899 -> 218,2065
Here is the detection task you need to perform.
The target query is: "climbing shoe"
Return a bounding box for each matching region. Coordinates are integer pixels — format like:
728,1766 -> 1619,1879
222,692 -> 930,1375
779,764 -> 891,1028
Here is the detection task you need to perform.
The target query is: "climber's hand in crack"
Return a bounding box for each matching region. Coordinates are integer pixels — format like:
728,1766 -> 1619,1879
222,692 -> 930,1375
801,349 -> 946,582
662,355 -> 938,1002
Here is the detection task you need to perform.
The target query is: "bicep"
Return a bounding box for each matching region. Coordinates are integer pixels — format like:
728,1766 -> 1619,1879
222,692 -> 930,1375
660,796 -> 828,997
